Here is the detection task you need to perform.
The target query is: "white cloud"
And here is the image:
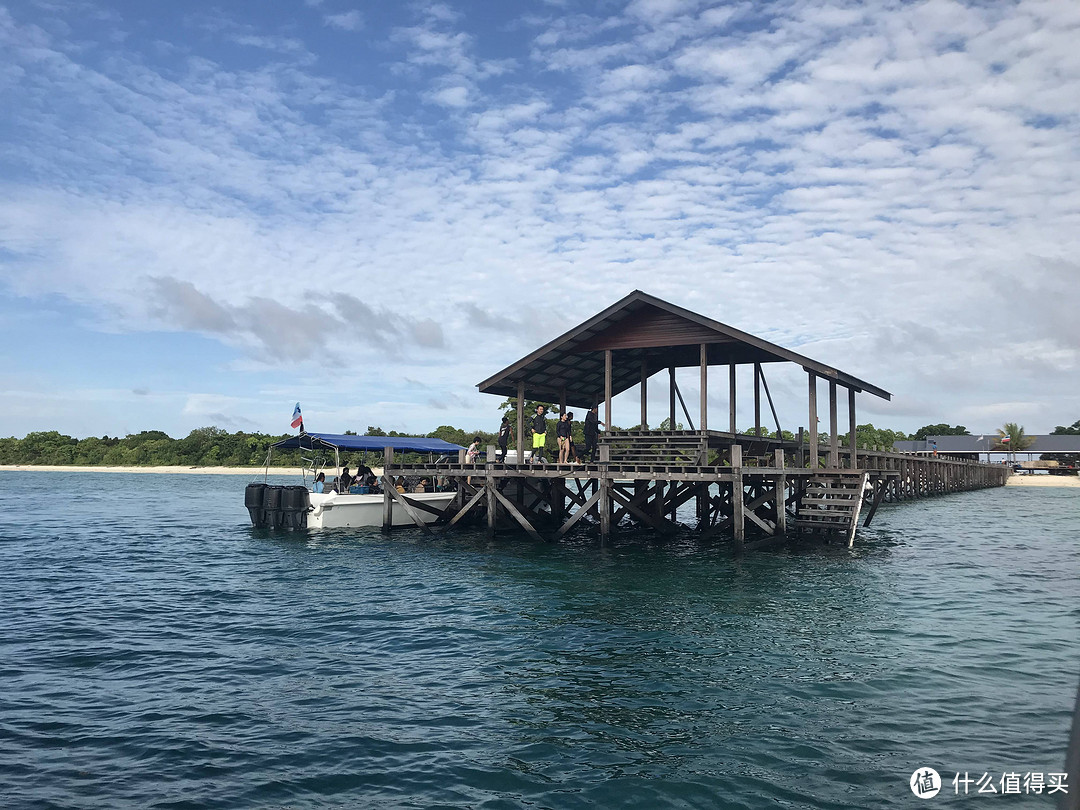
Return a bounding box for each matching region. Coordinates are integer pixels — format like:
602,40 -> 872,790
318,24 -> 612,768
324,11 -> 363,32
1,1 -> 1079,437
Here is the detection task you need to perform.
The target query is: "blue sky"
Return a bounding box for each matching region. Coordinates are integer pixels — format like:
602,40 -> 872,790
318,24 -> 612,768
2,0 -> 1078,440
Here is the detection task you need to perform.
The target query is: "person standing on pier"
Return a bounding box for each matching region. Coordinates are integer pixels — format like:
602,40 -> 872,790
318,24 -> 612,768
497,415 -> 511,462
556,412 -> 572,464
531,404 -> 548,464
584,404 -> 604,462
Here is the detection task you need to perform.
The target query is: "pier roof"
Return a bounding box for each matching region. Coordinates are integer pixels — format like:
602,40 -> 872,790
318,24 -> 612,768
477,290 -> 891,405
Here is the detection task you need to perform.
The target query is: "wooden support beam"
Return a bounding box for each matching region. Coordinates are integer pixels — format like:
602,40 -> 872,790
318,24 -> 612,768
380,474 -> 433,535
700,343 -> 708,432
729,364 -> 737,434
829,381 -> 839,469
492,487 -> 544,542
605,349 -> 613,435
610,486 -> 678,535
447,486 -> 486,528
753,362 -> 761,437
848,388 -> 857,470
516,380 -> 525,467
730,444 -> 744,548
382,446 -> 394,532
668,366 -> 676,428
640,355 -> 648,430
486,471 -> 496,538
556,488 -> 604,536
808,373 -> 819,469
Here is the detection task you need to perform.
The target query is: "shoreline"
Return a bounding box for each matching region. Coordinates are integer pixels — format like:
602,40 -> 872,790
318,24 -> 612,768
2,465 -> 1076,487
0,464 -> 303,476
1004,474 -> 1080,488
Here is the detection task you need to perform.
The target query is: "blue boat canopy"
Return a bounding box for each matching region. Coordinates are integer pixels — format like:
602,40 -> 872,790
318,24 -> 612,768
272,432 -> 465,455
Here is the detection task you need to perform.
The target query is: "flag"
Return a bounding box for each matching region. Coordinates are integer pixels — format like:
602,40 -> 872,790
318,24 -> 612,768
291,403 -> 304,430
1001,436 -> 1010,443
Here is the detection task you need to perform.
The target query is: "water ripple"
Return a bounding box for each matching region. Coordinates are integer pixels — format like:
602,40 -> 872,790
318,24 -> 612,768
0,471 -> 1076,808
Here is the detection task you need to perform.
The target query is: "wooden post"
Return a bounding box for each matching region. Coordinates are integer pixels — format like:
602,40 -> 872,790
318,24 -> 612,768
486,446 -> 496,537
599,444 -> 611,542
829,381 -> 839,469
848,388 -> 857,470
668,366 -> 676,428
516,379 -> 525,467
559,386 -> 566,417
774,448 -> 787,535
382,446 -> 394,532
729,364 -> 737,434
699,343 -> 708,432
640,355 -> 648,430
731,443 -> 744,548
605,349 -> 613,434
797,427 -> 805,469
807,373 -> 819,469
754,363 -> 761,437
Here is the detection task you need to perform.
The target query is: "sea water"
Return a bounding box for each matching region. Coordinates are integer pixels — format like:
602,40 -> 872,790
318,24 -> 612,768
0,471 -> 1076,809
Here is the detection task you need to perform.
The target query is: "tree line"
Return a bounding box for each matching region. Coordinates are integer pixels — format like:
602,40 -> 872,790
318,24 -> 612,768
2,416 -> 1073,468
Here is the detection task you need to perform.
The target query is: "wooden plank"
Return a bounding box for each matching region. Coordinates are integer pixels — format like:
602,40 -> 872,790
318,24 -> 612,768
807,373 -> 819,469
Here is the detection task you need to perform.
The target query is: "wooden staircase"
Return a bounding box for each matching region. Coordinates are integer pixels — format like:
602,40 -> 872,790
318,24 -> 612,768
602,430 -> 708,467
793,472 -> 868,547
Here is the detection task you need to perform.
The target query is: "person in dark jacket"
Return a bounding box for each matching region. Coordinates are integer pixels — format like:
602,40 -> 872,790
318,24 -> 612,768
583,405 -> 604,462
497,415 -> 511,462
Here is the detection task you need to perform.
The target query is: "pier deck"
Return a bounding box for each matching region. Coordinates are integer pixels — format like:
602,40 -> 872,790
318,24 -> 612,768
383,430 -> 1007,548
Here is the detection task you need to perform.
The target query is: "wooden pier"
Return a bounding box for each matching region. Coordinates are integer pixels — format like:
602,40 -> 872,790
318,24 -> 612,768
381,292 -> 1008,548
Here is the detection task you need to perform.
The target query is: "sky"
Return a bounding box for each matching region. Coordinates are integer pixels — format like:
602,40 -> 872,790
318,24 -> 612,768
1,0 -> 1078,441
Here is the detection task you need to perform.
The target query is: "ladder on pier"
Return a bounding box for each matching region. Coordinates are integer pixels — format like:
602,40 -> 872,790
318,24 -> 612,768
793,472 -> 869,547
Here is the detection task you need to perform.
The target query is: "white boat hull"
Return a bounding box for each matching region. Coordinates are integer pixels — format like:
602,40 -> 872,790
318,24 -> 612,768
308,491 -> 455,529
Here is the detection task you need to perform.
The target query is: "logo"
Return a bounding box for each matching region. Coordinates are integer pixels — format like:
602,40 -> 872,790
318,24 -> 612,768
911,768 -> 941,798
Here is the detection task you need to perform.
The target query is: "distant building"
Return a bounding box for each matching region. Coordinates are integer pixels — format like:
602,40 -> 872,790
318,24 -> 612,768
894,434 -> 1080,463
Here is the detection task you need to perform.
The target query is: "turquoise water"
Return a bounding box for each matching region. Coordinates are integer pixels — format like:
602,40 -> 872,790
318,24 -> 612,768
0,471 -> 1076,808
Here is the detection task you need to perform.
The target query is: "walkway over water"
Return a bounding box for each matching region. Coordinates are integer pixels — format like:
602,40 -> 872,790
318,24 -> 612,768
385,291 -> 1007,547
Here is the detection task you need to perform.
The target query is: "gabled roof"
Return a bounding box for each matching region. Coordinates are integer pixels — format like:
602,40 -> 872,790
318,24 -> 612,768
477,290 -> 891,404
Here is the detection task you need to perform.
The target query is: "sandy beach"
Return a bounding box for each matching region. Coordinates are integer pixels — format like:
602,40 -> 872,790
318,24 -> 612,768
1005,473 -> 1080,488
0,465 -> 304,476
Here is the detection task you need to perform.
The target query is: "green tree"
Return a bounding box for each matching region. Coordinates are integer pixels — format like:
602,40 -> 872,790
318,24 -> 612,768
850,423 -> 910,451
912,424 -> 969,441
1051,420 -> 1080,435
994,422 -> 1035,460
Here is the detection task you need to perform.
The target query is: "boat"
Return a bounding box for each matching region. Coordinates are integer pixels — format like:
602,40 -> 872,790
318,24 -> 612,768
244,432 -> 465,530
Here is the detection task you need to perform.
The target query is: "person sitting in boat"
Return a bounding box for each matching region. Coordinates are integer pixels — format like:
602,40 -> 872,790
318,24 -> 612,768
413,478 -> 431,493
395,476 -> 406,493
338,467 -> 353,493
313,472 -> 326,494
